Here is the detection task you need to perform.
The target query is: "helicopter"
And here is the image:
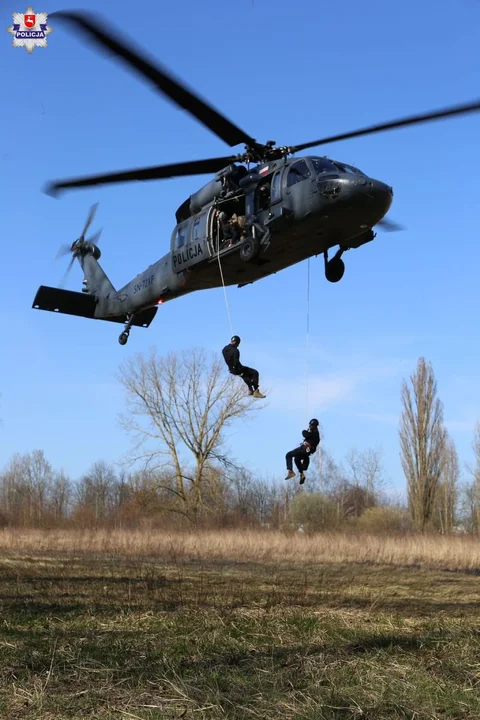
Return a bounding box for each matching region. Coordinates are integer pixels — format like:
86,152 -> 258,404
32,10 -> 480,346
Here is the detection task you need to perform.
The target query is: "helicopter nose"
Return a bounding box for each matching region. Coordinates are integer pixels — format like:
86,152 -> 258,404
373,180 -> 393,212
369,179 -> 393,213
317,174 -> 393,227
358,178 -> 393,225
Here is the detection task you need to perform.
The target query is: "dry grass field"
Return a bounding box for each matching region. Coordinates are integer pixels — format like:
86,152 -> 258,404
0,528 -> 479,719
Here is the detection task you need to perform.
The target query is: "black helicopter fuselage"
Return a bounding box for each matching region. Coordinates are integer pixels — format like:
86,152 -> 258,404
32,154 -> 393,340
147,153 -> 393,302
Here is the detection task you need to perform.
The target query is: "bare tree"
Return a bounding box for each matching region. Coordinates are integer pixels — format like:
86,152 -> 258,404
117,347 -> 261,521
51,470 -> 72,522
310,445 -> 342,495
223,468 -> 276,526
466,421 -> 480,534
0,450 -> 64,527
24,449 -> 55,525
399,357 -> 447,531
0,452 -> 28,525
75,460 -> 117,522
458,480 -> 478,535
434,433 -> 460,534
344,446 -> 385,504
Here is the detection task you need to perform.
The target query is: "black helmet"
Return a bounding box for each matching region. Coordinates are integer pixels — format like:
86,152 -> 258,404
231,335 -> 241,345
309,418 -> 319,426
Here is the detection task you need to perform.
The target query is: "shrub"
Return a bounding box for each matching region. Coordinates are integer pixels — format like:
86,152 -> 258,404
356,506 -> 413,534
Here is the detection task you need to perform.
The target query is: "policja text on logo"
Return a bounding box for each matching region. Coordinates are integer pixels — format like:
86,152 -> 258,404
6,6 -> 53,53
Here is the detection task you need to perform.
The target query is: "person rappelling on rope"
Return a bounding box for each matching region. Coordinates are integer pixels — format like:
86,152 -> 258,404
222,335 -> 266,399
285,418 -> 320,484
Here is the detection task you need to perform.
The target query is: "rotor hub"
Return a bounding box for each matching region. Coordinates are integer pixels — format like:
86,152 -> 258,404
238,141 -> 292,165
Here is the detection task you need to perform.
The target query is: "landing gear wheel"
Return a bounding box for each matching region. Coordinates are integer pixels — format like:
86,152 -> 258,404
239,235 -> 261,263
119,331 -> 129,345
325,257 -> 345,283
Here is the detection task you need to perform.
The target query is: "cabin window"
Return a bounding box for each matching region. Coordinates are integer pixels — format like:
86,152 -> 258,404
286,159 -> 311,187
175,224 -> 188,249
192,213 -> 207,242
311,157 -> 338,175
270,171 -> 281,203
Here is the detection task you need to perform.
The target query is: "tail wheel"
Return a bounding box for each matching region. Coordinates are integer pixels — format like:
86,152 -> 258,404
239,235 -> 261,263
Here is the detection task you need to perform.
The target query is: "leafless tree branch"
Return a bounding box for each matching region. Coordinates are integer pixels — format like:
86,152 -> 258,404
116,347 -> 262,520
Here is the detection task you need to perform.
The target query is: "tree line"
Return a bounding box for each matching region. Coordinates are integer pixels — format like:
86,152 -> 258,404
1,350 -> 479,533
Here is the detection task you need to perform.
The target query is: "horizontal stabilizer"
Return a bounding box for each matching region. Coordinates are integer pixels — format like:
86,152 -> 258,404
32,285 -> 158,328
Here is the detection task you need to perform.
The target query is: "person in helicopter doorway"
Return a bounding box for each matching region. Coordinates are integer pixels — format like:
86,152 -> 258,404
222,335 -> 266,399
285,418 -> 320,485
219,211 -> 242,248
231,213 -> 247,242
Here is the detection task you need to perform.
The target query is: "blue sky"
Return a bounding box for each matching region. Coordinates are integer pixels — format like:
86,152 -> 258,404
2,0 -> 480,497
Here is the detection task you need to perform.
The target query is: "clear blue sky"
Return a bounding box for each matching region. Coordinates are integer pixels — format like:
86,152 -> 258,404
2,0 -> 480,497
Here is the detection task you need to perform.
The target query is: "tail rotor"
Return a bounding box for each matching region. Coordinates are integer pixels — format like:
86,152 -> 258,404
56,203 -> 102,288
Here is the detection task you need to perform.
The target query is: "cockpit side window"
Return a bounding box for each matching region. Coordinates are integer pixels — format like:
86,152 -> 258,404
286,159 -> 311,187
192,213 -> 207,242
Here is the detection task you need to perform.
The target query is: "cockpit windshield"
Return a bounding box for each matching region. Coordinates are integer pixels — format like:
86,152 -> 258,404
311,157 -> 339,175
334,162 -> 366,177
311,156 -> 366,177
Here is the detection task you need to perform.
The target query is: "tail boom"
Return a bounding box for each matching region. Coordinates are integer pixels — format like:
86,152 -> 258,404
80,253 -> 116,296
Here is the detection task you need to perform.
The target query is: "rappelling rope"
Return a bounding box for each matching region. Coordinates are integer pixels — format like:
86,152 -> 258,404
305,258 -> 311,419
216,218 -> 234,337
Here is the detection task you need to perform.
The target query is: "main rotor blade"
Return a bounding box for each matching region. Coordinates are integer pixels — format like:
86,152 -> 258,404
51,10 -> 256,149
291,98 -> 480,153
44,156 -> 238,196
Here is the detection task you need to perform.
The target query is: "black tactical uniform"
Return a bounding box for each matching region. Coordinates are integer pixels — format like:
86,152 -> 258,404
285,419 -> 320,484
219,212 -> 241,246
222,335 -> 265,398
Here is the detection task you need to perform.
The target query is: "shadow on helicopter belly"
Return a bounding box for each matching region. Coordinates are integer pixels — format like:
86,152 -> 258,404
190,218 -> 378,292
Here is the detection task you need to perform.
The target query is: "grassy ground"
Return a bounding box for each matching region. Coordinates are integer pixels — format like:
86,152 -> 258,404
0,530 -> 479,719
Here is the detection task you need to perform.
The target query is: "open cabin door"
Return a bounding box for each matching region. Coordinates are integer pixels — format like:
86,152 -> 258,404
206,195 -> 248,257
207,206 -> 219,256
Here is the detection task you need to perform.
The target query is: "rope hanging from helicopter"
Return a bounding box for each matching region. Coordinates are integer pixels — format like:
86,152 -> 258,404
305,258 -> 311,419
215,217 -> 234,337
